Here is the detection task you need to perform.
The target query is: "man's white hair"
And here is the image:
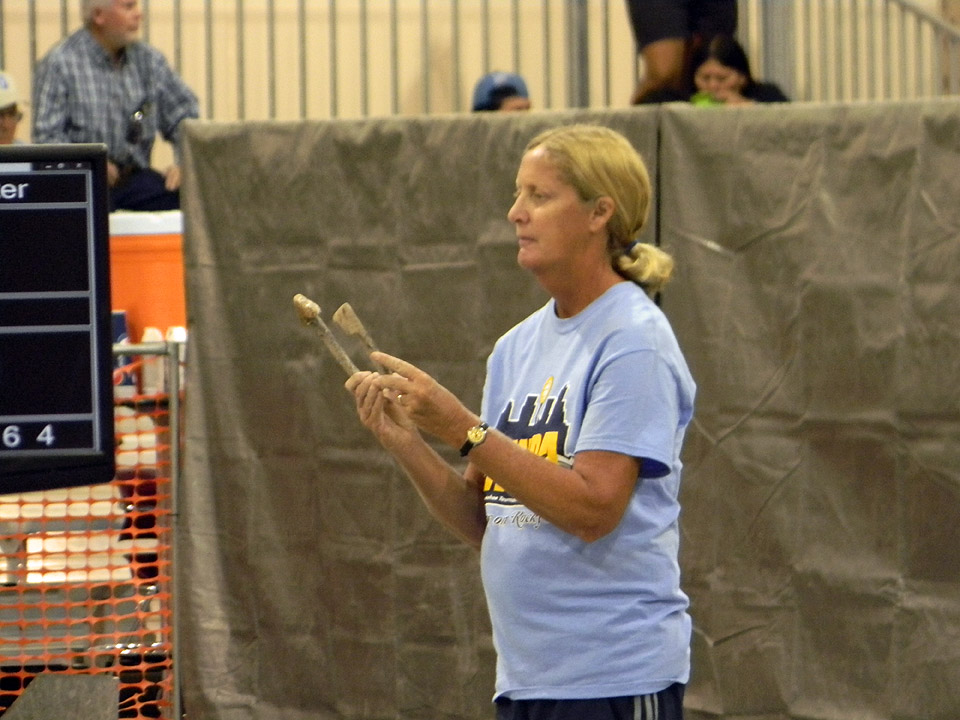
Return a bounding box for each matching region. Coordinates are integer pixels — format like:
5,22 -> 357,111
81,0 -> 115,24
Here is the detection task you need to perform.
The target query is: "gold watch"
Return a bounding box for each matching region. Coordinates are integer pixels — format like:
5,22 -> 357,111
459,422 -> 489,457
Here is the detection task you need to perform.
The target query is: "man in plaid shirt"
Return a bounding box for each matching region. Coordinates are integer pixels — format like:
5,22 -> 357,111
33,0 -> 199,211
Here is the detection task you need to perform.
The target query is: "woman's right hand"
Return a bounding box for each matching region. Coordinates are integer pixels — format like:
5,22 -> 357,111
345,370 -> 420,451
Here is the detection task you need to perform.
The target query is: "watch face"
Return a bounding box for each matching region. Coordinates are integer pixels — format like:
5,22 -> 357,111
467,426 -> 485,443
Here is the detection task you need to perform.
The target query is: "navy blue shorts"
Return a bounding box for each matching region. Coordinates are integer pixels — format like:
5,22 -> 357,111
625,0 -> 737,48
494,682 -> 684,720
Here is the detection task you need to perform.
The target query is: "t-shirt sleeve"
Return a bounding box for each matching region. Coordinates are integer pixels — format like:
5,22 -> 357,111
576,348 -> 683,478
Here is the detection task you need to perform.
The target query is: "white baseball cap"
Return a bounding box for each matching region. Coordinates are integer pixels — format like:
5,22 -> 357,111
0,72 -> 19,110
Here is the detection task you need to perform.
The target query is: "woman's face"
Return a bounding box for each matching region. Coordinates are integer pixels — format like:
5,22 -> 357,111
507,147 -> 600,276
694,58 -> 747,102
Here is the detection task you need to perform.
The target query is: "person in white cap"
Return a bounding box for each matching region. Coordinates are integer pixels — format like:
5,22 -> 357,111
32,0 -> 198,211
0,71 -> 23,145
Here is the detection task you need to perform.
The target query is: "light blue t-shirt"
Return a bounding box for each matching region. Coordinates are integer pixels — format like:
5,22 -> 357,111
479,281 -> 696,700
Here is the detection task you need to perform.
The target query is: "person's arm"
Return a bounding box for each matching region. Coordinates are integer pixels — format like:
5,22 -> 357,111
370,352 -> 640,543
152,51 -> 199,164
31,57 -> 71,144
345,370 -> 487,548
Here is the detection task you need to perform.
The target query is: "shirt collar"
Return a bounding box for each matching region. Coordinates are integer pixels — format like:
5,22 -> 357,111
79,27 -> 129,68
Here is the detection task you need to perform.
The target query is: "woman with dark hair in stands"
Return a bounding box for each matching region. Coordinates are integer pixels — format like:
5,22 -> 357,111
690,35 -> 789,105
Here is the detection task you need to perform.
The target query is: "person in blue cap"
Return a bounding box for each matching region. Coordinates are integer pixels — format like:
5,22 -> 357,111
472,71 -> 532,112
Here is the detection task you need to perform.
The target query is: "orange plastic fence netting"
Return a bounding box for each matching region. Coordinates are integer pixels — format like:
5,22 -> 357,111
0,391 -> 175,719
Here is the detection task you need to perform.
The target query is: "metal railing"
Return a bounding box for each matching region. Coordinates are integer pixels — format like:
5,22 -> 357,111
742,0 -> 960,102
0,0 -> 957,129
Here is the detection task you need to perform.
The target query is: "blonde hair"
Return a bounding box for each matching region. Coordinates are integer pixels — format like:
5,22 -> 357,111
524,124 -> 674,295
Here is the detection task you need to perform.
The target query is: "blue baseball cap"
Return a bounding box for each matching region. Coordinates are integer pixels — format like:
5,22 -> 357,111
471,72 -> 529,111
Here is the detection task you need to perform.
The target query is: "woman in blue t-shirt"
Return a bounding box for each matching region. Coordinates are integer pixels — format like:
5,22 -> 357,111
346,124 -> 696,720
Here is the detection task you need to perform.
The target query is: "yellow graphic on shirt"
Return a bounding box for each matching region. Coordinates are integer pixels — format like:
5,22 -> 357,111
483,383 -> 570,506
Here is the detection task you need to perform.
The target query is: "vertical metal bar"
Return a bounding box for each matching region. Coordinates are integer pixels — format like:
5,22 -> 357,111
864,0 -> 873,100
566,0 -> 589,108
930,28 -> 947,97
601,0 -> 611,106
174,0 -> 183,76
143,0 -> 151,45
542,0 -> 551,107
236,0 -> 245,119
165,341 -> 183,720
899,2 -> 907,98
762,1 -> 795,102
746,0 -> 761,78
850,0 -> 863,100
833,0 -> 849,100
60,0 -> 69,38
0,0 -> 5,69
821,0 -> 831,100
359,0 -> 369,116
867,0 -> 881,99
390,0 -> 399,114
329,0 -> 338,117
913,15 -> 935,97
451,0 -> 462,112
792,0 -> 804,101
28,0 -> 37,68
267,0 -> 276,118
481,0 -> 490,72
882,0 -> 890,99
421,0 -> 430,113
299,0 -> 307,118
951,40 -> 960,95
205,0 -> 214,119
807,0 -> 816,100
511,0 -> 520,73
813,0 -> 830,101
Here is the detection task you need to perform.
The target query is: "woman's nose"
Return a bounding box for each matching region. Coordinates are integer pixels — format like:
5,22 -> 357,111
507,197 -> 523,223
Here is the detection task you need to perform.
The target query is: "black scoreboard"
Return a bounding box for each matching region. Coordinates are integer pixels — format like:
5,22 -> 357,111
0,144 -> 115,493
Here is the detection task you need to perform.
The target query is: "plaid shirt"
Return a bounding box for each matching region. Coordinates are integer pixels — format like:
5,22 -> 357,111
32,28 -> 199,169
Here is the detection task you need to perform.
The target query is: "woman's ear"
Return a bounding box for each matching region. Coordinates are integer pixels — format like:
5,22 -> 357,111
590,196 -> 615,230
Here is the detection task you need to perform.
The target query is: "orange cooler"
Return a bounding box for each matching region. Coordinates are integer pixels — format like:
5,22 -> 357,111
109,211 -> 185,342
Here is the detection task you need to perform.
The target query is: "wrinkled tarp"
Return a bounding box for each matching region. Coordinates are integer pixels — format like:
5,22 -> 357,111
177,101 -> 960,720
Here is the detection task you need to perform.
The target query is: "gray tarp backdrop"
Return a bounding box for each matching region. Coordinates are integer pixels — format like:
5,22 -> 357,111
177,101 -> 960,720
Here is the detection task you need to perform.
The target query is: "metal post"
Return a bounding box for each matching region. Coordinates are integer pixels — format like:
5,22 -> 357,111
481,0 -> 490,73
329,0 -> 338,117
173,0 -> 182,75
268,0 -> 277,119
566,0 -> 589,108
451,0 -> 461,112
143,0 -> 151,44
299,0 -> 307,118
762,0 -> 796,102
542,0 -> 552,107
166,340 -> 183,720
360,0 -> 368,116
390,0 -> 399,114
237,0 -> 246,119
421,0 -> 430,113
205,0 -> 214,119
